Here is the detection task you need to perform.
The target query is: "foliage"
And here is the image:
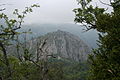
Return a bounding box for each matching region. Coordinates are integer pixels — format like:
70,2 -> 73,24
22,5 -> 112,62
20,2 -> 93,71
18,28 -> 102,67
74,0 -> 120,80
48,58 -> 89,80
0,53 -> 89,80
0,54 -> 41,80
0,4 -> 39,79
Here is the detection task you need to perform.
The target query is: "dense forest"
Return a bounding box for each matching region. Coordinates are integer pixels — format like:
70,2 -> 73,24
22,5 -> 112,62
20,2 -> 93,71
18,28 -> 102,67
0,0 -> 120,80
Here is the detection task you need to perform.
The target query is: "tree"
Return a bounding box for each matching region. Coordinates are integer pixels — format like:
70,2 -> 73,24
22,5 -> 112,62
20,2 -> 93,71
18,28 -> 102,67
73,0 -> 120,79
0,4 -> 39,79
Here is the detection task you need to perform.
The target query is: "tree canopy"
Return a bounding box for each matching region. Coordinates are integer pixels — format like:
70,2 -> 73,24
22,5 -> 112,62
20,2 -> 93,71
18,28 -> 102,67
73,0 -> 120,79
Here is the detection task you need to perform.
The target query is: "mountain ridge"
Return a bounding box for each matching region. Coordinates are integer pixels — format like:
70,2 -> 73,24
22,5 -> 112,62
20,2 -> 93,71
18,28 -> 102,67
31,30 -> 91,61
8,30 -> 91,62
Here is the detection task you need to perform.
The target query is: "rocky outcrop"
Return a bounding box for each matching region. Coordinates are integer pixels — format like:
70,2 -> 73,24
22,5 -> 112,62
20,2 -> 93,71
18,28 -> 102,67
31,30 -> 91,61
8,30 -> 91,62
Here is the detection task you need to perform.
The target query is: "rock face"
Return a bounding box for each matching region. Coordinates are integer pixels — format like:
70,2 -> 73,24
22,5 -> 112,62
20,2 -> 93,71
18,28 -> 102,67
30,30 -> 91,61
8,30 -> 91,61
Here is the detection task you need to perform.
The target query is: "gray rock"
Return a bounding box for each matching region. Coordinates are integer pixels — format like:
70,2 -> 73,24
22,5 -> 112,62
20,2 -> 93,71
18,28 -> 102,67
33,30 -> 91,61
8,30 -> 91,62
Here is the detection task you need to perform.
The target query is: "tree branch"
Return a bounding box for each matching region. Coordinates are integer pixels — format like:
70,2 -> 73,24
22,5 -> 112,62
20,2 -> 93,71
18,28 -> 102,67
99,0 -> 112,6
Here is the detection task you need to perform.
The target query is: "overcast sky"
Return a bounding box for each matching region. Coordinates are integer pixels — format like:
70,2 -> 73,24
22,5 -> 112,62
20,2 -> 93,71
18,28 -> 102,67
0,0 -> 112,24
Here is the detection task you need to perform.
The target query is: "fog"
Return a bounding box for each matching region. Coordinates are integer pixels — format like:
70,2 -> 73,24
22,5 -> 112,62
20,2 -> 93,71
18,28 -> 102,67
0,0 -> 112,24
0,0 -> 113,48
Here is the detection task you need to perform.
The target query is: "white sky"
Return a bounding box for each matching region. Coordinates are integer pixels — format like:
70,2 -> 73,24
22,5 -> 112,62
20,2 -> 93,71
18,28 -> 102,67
0,0 -> 112,24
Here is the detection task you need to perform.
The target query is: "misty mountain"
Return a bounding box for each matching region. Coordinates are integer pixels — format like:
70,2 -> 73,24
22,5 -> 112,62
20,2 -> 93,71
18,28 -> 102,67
0,20 -> 98,48
21,23 -> 98,48
9,30 -> 91,62
35,30 -> 91,61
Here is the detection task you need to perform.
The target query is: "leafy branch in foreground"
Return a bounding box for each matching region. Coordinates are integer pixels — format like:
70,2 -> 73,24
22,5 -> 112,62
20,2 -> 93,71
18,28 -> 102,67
0,4 -> 39,79
74,0 -> 120,80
